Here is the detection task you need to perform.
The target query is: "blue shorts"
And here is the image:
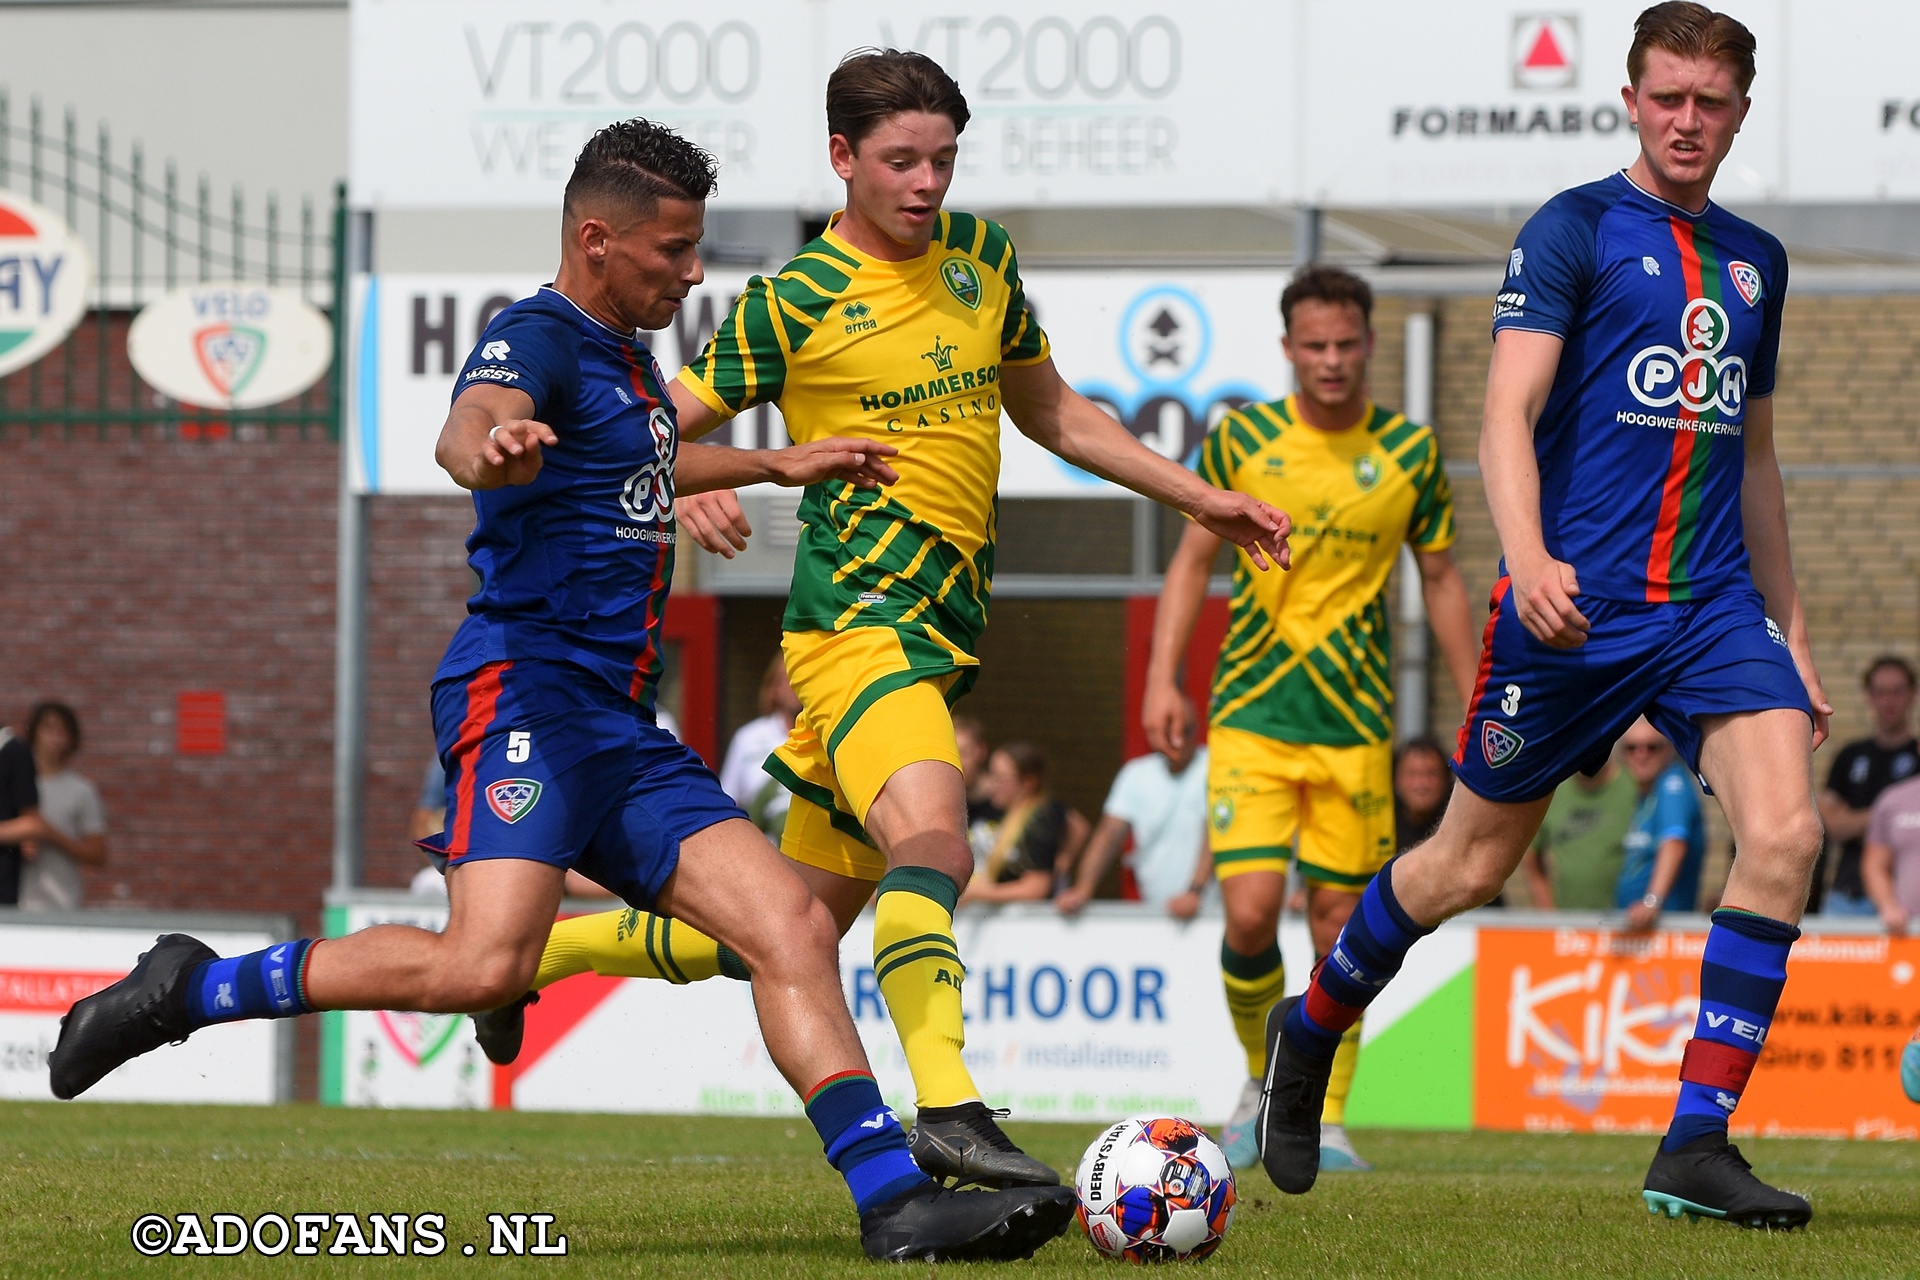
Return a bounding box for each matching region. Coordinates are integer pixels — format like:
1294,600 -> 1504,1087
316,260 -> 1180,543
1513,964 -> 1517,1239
1451,581 -> 1811,804
418,658 -> 744,907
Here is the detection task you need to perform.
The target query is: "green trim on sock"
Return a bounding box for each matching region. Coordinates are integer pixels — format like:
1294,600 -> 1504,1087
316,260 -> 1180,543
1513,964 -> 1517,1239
876,865 -> 961,915
875,945 -> 965,987
1220,939 -> 1284,981
653,916 -> 690,985
716,944 -> 751,982
876,932 -> 957,967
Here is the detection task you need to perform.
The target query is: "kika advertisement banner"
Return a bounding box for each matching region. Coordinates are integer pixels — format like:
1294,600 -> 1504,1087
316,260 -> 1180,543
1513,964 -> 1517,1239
353,0 -> 1920,209
346,268 -> 1293,498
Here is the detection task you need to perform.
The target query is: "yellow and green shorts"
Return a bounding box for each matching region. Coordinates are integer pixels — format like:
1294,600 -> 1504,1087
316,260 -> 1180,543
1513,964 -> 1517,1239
765,626 -> 975,883
1205,725 -> 1395,890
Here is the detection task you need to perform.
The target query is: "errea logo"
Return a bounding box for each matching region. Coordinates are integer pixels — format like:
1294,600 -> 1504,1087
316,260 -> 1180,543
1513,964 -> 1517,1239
842,299 -> 877,334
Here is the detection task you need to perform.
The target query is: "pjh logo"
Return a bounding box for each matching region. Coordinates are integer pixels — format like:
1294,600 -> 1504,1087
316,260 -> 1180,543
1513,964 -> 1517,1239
1512,15 -> 1579,90
1507,960 -> 1696,1076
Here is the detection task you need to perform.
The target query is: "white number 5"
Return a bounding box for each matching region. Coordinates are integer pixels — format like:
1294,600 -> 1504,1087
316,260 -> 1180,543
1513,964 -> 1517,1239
506,731 -> 532,763
1500,684 -> 1522,717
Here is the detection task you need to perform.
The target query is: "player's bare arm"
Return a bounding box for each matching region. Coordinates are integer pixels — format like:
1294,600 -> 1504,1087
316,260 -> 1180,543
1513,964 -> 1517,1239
1739,394 -> 1832,746
1481,328 -> 1589,648
1001,358 -> 1291,571
1142,521 -> 1223,757
677,439 -> 899,498
435,383 -> 558,490
1414,547 -> 1481,712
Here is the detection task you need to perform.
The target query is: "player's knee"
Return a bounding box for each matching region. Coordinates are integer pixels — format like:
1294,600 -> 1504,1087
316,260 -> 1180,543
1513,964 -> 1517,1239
754,889 -> 841,976
448,949 -> 537,1012
1747,807 -> 1824,873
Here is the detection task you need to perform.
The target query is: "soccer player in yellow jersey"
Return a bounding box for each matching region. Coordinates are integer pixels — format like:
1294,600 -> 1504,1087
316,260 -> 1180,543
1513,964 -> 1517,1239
1141,266 -> 1481,1176
488,50 -> 1291,1188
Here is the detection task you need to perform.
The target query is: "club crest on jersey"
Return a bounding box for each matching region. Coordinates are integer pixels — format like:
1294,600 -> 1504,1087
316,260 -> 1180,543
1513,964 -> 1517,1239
1210,797 -> 1235,832
1726,261 -> 1763,307
1352,455 -> 1381,490
940,257 -> 982,310
486,779 -> 542,824
1481,720 -> 1525,769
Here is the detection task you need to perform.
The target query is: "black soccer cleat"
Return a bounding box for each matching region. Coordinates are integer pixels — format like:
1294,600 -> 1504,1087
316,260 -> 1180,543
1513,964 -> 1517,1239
1642,1132 -> 1812,1229
908,1101 -> 1061,1188
470,990 -> 538,1067
859,1181 -> 1076,1262
1257,996 -> 1333,1195
49,933 -> 216,1100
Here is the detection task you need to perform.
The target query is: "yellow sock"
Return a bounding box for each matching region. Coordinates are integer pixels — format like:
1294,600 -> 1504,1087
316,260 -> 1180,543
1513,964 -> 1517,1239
873,867 -> 978,1109
1221,940 -> 1287,1080
532,908 -> 747,990
1321,1019 -> 1363,1126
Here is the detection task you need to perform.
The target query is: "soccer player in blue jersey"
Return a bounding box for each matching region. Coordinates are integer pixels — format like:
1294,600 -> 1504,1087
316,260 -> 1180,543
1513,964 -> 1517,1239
1257,3 -> 1831,1229
46,119 -> 1077,1262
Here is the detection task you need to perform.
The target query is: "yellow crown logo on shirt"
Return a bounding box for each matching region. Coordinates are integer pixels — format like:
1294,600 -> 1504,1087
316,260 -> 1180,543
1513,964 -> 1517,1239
922,336 -> 959,374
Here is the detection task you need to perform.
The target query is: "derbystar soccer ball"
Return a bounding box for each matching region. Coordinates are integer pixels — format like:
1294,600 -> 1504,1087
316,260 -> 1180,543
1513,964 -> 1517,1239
1074,1116 -> 1236,1262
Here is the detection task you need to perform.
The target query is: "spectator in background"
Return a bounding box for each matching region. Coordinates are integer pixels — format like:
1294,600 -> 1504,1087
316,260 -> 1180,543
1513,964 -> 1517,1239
719,654 -> 801,836
1616,718 -> 1706,930
1862,768 -> 1920,936
954,715 -> 1002,865
19,703 -> 108,911
0,717 -> 47,906
1392,737 -> 1453,854
1816,656 -> 1919,917
960,742 -> 1087,906
1057,704 -> 1211,919
1520,747 -> 1638,910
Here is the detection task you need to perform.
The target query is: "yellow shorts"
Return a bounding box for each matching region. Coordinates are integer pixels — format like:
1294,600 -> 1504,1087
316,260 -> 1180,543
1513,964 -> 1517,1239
1206,726 -> 1395,890
767,626 -> 973,883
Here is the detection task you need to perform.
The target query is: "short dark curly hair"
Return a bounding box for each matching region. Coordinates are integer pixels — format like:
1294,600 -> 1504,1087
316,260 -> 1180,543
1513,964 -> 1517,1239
564,118 -> 718,224
1280,264 -> 1374,331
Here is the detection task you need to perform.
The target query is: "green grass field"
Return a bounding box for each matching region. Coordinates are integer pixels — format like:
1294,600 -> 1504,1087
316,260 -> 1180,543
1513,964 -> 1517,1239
5,1102 -> 1918,1278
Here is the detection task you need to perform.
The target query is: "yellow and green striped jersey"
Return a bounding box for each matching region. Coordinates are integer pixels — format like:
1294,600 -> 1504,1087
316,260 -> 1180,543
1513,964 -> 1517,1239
1198,397 -> 1455,747
678,211 -> 1049,659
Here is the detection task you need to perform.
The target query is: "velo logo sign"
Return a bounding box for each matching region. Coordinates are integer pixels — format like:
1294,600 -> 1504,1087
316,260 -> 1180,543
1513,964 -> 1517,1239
0,192 -> 93,379
127,286 -> 333,410
1627,297 -> 1747,419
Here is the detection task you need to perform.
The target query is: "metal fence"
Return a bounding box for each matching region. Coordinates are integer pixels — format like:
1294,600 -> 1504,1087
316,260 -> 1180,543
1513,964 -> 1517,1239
0,89 -> 343,440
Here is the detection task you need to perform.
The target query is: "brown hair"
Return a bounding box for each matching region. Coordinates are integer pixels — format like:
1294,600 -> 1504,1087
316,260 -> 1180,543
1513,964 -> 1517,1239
1864,655 -> 1918,691
1280,264 -> 1373,331
28,701 -> 81,755
826,49 -> 970,150
994,741 -> 1049,787
1627,3 -> 1757,94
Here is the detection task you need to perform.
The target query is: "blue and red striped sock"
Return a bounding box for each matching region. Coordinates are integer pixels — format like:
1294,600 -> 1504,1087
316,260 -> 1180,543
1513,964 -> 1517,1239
1284,860 -> 1432,1059
804,1071 -> 930,1214
186,939 -> 316,1027
1663,908 -> 1797,1151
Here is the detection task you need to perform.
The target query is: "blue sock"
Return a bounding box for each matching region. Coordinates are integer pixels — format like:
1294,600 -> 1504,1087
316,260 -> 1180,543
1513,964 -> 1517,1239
805,1071 -> 930,1214
1663,909 -> 1797,1152
186,939 -> 317,1028
1285,860 -> 1432,1059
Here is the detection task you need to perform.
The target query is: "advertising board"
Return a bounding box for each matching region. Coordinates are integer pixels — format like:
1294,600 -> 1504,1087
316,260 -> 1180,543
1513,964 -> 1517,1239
347,268 -> 1294,498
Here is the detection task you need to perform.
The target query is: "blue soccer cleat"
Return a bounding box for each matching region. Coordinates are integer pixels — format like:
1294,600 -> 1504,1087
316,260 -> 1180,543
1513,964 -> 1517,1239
1902,1030 -> 1920,1105
1219,1078 -> 1261,1169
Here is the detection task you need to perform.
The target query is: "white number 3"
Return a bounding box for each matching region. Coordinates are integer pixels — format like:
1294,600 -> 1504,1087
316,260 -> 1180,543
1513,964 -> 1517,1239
1500,684 -> 1522,716
506,731 -> 532,763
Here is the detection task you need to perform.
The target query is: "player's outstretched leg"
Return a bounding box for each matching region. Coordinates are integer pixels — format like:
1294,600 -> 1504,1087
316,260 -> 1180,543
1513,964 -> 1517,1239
1260,862 -> 1430,1193
1217,869 -> 1288,1170
1643,708 -> 1824,1229
470,907 -> 749,1065
662,818 -> 1073,1260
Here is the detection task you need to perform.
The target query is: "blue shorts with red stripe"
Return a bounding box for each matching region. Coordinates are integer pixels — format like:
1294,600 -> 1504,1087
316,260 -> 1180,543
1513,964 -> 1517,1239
419,658 -> 744,906
1451,579 -> 1811,804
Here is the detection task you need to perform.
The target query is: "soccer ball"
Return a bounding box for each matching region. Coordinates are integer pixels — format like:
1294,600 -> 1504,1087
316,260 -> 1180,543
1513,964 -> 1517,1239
1074,1116 -> 1236,1262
